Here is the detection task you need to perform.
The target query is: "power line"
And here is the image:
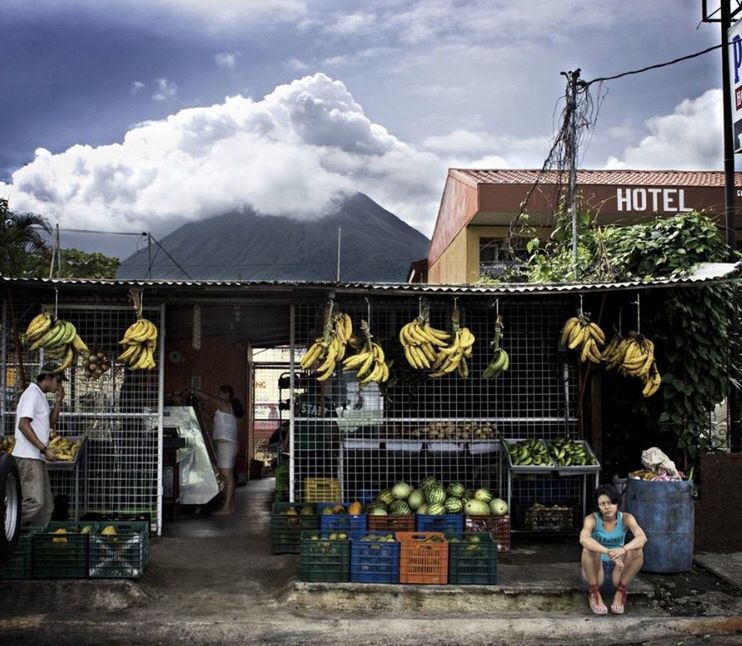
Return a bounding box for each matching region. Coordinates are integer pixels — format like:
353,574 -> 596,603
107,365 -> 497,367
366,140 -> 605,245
585,42 -> 722,86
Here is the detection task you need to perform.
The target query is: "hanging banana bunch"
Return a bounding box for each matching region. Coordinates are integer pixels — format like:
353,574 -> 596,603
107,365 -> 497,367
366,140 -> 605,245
299,305 -> 353,382
604,331 -> 662,397
560,312 -> 605,364
482,314 -> 509,379
25,312 -> 88,372
398,307 -> 449,370
429,307 -> 475,379
117,291 -> 157,370
342,319 -> 389,386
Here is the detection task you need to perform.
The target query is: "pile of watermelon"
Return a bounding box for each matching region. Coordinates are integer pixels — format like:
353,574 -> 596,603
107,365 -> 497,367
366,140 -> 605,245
365,479 -> 508,517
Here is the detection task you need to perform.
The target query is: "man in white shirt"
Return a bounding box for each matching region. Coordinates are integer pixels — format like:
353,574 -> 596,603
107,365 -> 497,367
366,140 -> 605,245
12,363 -> 66,526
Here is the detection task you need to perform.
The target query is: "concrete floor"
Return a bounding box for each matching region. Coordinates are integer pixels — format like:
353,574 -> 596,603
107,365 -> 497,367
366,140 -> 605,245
0,478 -> 740,645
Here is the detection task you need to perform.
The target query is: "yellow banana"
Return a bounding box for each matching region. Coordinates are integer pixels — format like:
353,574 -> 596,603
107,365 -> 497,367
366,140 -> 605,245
356,350 -> 375,378
342,313 -> 353,341
26,313 -> 52,340
372,342 -> 385,363
315,360 -> 336,382
57,346 -> 75,372
560,317 -> 580,345
72,334 -> 89,354
567,324 -> 586,350
359,361 -> 382,386
404,345 -> 420,369
421,322 -> 450,343
458,327 -> 475,348
343,350 -> 372,370
588,322 -> 605,346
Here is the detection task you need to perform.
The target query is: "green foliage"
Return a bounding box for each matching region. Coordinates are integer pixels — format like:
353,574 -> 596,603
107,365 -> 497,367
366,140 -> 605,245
523,210 -> 739,458
0,198 -> 120,279
0,198 -> 51,277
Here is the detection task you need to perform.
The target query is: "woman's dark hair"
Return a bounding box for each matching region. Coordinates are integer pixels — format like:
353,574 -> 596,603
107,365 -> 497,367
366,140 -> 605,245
219,384 -> 245,419
592,484 -> 621,511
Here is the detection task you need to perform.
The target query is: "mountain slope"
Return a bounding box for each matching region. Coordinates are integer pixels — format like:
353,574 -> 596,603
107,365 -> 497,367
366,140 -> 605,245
117,193 -> 429,282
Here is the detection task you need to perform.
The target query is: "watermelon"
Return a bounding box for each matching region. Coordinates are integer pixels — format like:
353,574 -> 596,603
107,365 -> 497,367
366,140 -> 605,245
489,498 -> 508,516
390,500 -> 411,516
444,498 -> 463,513
426,487 -> 446,504
426,502 -> 445,516
378,489 -> 395,506
407,489 -> 425,510
446,482 -> 465,499
464,499 -> 490,516
419,476 -> 438,490
416,504 -> 428,515
392,482 -> 412,500
368,506 -> 388,516
474,488 -> 493,503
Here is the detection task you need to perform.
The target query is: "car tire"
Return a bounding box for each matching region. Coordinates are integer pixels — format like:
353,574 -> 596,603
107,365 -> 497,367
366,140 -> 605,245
0,452 -> 22,562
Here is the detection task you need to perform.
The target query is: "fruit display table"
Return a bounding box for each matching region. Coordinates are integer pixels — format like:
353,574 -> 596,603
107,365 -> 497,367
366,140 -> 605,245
502,438 -> 600,532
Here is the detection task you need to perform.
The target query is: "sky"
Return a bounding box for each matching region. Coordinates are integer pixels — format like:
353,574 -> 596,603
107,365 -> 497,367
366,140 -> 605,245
0,1 -> 727,259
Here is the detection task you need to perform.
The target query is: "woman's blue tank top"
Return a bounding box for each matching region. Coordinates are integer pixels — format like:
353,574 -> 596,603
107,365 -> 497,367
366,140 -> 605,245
592,512 -> 626,563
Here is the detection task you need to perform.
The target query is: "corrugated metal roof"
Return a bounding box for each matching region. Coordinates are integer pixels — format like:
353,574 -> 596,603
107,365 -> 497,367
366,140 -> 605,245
2,262 -> 740,296
451,169 -> 742,187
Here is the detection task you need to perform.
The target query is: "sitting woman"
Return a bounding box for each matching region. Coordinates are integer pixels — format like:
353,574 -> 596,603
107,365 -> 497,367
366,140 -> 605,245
579,484 -> 647,615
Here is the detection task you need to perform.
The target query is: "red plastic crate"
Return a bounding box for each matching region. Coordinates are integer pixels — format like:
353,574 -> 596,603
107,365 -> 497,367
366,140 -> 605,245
464,515 -> 511,552
397,531 -> 448,585
368,515 -> 415,533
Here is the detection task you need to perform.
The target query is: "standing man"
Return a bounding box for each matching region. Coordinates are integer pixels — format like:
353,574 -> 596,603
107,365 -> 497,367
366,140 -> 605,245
12,363 -> 66,526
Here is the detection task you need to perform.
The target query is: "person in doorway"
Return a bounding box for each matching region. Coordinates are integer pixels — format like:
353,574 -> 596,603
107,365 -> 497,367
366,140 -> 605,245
12,363 -> 67,526
579,483 -> 647,615
192,385 -> 244,515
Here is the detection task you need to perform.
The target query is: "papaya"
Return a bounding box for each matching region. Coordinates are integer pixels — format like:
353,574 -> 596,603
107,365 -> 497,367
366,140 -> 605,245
348,501 -> 363,515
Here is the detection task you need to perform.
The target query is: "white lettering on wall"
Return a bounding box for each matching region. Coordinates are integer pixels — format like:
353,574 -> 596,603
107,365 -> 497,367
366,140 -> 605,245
615,188 -> 693,213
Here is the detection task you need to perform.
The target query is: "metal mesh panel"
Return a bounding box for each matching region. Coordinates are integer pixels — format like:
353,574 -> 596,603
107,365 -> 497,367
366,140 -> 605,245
2,301 -> 161,531
290,298 -> 581,509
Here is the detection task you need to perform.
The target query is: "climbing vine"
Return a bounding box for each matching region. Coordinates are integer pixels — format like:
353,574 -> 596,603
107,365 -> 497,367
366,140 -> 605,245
522,210 -> 741,459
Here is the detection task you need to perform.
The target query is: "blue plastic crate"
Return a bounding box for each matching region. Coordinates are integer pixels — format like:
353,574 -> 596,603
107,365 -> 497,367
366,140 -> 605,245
415,514 -> 464,534
317,503 -> 367,534
350,533 -> 399,584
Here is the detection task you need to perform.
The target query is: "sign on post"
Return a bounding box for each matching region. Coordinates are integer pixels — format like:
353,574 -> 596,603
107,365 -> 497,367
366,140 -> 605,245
729,19 -> 742,153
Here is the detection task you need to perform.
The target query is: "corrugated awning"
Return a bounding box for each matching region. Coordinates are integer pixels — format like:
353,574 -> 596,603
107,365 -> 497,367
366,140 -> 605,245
1,262 -> 740,296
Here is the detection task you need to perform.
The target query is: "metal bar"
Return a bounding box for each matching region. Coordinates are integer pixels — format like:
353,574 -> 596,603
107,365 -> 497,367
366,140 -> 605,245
156,302 -> 166,535
289,302 -> 296,503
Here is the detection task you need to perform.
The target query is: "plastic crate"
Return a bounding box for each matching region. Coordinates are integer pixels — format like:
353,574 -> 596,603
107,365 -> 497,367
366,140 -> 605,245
0,528 -> 41,579
299,530 -> 350,582
415,514 -> 464,535
350,533 -> 400,584
368,515 -> 415,533
522,503 -> 577,532
464,515 -> 511,552
270,503 -> 319,554
32,522 -> 93,579
447,533 -> 498,585
89,521 -> 149,578
317,503 -> 368,534
397,532 -> 448,585
303,478 -> 340,503
274,465 -> 289,502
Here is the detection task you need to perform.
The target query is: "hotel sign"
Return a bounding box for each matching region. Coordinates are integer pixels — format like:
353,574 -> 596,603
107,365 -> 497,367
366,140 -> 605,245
615,188 -> 692,213
729,19 -> 742,153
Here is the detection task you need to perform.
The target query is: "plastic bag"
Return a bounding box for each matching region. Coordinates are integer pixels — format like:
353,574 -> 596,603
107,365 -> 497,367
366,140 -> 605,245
641,447 -> 679,477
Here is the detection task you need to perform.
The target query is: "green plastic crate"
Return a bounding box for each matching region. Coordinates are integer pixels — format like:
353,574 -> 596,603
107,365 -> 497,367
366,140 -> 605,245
32,522 -> 94,579
299,530 -> 350,582
89,521 -> 149,578
274,465 -> 289,502
271,503 -> 319,554
0,528 -> 42,579
447,532 -> 498,585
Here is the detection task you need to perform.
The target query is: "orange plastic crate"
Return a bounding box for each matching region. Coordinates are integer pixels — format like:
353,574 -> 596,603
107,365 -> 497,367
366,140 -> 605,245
368,515 -> 415,533
397,531 -> 448,585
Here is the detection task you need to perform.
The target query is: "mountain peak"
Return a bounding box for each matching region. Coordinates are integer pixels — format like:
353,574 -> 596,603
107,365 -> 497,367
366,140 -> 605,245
118,193 -> 429,281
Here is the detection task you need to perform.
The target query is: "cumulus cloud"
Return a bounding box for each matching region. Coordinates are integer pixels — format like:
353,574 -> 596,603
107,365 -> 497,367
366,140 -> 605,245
605,89 -> 723,170
0,74 -> 447,235
214,52 -> 238,69
152,78 -> 178,101
130,81 -> 145,95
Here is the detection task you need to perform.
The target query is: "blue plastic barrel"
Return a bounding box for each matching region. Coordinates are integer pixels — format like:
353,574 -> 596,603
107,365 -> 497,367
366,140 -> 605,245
624,478 -> 694,573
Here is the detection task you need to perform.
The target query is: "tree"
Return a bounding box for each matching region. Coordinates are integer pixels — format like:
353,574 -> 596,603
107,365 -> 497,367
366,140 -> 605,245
0,198 -> 51,277
0,199 -> 120,278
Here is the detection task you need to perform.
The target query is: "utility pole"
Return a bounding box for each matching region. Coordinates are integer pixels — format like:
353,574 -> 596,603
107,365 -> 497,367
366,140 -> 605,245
336,225 -> 342,282
147,232 -> 152,279
561,69 -> 581,276
703,1 -> 741,452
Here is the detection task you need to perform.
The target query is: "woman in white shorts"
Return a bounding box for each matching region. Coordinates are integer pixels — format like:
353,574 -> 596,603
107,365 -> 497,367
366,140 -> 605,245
193,385 -> 244,514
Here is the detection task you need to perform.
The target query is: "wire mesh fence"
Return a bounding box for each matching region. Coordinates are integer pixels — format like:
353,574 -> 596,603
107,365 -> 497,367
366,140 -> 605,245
290,297 -> 582,510
2,301 -> 162,531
